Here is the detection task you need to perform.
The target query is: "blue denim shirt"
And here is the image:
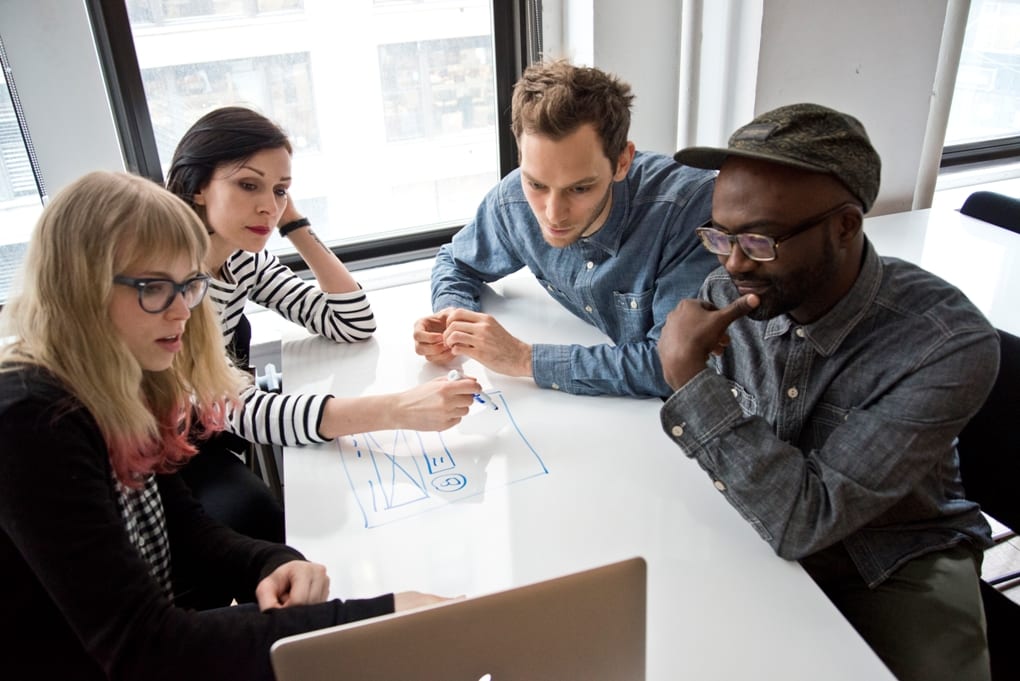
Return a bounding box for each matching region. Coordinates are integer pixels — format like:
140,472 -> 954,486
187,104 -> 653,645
431,151 -> 717,397
660,240 -> 998,587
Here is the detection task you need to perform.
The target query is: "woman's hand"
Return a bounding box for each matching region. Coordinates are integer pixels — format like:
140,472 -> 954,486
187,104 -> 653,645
279,193 -> 305,228
255,560 -> 331,610
394,590 -> 464,612
390,376 -> 479,432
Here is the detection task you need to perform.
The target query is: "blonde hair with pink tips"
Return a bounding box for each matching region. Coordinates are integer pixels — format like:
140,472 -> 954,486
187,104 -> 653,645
0,171 -> 247,487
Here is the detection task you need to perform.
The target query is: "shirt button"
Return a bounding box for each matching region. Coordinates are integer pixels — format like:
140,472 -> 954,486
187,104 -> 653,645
586,261 -> 594,270
787,387 -> 799,399
584,305 -> 593,313
671,425 -> 684,437
551,383 -> 560,390
730,388 -> 738,397
629,300 -> 638,309
713,480 -> 727,492
795,327 -> 805,338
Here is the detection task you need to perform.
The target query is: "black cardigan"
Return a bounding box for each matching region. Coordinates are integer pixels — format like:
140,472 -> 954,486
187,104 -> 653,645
0,367 -> 392,680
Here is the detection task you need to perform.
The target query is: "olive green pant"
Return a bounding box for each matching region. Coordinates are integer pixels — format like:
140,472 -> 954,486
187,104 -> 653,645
805,543 -> 990,681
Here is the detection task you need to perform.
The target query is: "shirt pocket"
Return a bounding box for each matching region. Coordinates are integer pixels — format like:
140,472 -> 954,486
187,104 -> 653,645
726,380 -> 759,418
612,288 -> 654,342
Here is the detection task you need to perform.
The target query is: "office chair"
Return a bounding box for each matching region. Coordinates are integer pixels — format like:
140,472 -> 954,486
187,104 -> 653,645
959,191 -> 1020,234
231,312 -> 284,504
956,329 -> 1020,681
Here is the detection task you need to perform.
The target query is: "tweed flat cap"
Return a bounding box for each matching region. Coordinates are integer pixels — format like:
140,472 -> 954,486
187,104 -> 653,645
675,103 -> 881,212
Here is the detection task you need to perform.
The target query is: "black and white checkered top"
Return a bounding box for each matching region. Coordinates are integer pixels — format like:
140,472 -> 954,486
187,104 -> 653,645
113,474 -> 172,600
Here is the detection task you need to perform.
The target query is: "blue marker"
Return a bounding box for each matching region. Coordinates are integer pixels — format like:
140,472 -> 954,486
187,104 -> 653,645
447,369 -> 499,411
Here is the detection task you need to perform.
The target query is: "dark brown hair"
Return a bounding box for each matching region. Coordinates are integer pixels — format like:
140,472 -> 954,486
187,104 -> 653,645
166,106 -> 292,208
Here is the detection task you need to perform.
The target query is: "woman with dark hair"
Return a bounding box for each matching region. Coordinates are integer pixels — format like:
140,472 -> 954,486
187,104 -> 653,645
167,107 -> 478,547
0,171 -> 450,680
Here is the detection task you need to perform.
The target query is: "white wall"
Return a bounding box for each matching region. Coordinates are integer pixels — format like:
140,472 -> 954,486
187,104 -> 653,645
677,0 -> 763,152
543,0 -> 684,156
553,0 -> 965,216
754,0 -> 951,215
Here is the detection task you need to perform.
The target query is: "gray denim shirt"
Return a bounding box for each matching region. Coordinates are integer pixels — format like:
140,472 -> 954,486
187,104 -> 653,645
660,240 -> 998,587
431,151 -> 717,397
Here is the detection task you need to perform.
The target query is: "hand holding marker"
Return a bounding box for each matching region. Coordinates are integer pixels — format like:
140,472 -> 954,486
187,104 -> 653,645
448,370 -> 499,411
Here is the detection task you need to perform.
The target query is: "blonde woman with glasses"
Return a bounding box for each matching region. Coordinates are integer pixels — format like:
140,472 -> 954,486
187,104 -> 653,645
0,171 -> 449,681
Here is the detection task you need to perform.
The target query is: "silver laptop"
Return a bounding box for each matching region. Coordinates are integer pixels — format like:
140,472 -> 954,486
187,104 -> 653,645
271,557 -> 647,681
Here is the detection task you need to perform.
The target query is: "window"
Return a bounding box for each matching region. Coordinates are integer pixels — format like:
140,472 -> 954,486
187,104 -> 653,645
378,36 -> 496,142
942,0 -> 1020,166
0,34 -> 45,304
140,53 -> 320,163
127,0 -> 304,23
122,0 -> 505,255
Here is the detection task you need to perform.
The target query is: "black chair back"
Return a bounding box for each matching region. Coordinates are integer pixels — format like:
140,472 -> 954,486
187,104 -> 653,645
956,328 -> 1020,681
957,329 -> 1020,534
960,191 -> 1020,234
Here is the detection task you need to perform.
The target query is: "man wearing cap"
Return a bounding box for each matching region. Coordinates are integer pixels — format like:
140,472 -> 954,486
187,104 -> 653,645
412,60 -> 717,397
658,103 -> 997,681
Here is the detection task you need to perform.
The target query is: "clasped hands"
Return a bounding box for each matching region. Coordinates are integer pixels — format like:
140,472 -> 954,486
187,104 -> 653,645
413,308 -> 532,377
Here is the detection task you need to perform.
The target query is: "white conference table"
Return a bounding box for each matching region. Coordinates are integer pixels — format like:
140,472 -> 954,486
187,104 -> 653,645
864,207 -> 1020,335
277,235 -> 917,678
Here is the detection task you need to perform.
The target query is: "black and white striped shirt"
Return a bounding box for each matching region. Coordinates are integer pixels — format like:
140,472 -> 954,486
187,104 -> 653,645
210,249 -> 376,445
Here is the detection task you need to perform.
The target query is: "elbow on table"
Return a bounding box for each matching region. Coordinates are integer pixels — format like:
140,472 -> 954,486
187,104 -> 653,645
773,531 -> 839,562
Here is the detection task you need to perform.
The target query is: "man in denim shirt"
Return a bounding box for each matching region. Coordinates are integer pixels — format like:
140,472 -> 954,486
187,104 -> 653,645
412,61 -> 717,397
658,103 -> 998,681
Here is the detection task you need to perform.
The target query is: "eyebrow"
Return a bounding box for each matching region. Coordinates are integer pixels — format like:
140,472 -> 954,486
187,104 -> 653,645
238,164 -> 292,183
132,269 -> 204,280
521,170 -> 600,188
708,217 -> 785,235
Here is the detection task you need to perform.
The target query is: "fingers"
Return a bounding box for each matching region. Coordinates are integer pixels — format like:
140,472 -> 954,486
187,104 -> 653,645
255,561 -> 330,611
437,377 -> 478,428
282,566 -> 327,606
414,314 -> 453,361
394,590 -> 461,611
440,313 -> 530,376
716,294 -> 759,325
439,374 -> 482,398
255,579 -> 280,611
415,338 -> 455,364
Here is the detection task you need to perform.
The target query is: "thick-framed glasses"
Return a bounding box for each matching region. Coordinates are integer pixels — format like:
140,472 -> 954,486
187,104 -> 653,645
695,201 -> 861,262
113,274 -> 211,313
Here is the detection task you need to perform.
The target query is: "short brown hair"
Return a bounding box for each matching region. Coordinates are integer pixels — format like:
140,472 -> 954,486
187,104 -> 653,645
511,60 -> 634,166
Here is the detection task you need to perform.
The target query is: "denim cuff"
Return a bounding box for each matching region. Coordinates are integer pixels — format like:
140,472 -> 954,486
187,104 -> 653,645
660,368 -> 745,457
531,343 -> 572,391
432,294 -> 479,313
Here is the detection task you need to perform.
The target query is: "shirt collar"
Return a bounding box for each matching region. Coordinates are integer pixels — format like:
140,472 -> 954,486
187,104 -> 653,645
765,238 -> 883,356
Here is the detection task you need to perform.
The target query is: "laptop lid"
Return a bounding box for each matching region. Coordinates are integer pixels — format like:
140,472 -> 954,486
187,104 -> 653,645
271,556 -> 647,681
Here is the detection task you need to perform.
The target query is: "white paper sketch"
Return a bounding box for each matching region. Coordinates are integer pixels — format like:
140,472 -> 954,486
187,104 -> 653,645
335,391 -> 547,527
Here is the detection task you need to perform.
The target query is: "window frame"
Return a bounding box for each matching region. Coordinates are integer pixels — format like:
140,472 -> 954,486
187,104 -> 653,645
941,136 -> 1020,168
938,0 -> 1020,172
85,0 -> 536,271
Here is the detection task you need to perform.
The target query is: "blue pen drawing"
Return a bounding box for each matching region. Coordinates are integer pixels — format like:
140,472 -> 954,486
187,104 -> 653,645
336,391 -> 547,527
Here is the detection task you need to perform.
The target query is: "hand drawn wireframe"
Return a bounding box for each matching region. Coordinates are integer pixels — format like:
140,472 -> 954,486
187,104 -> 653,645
335,391 -> 548,527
